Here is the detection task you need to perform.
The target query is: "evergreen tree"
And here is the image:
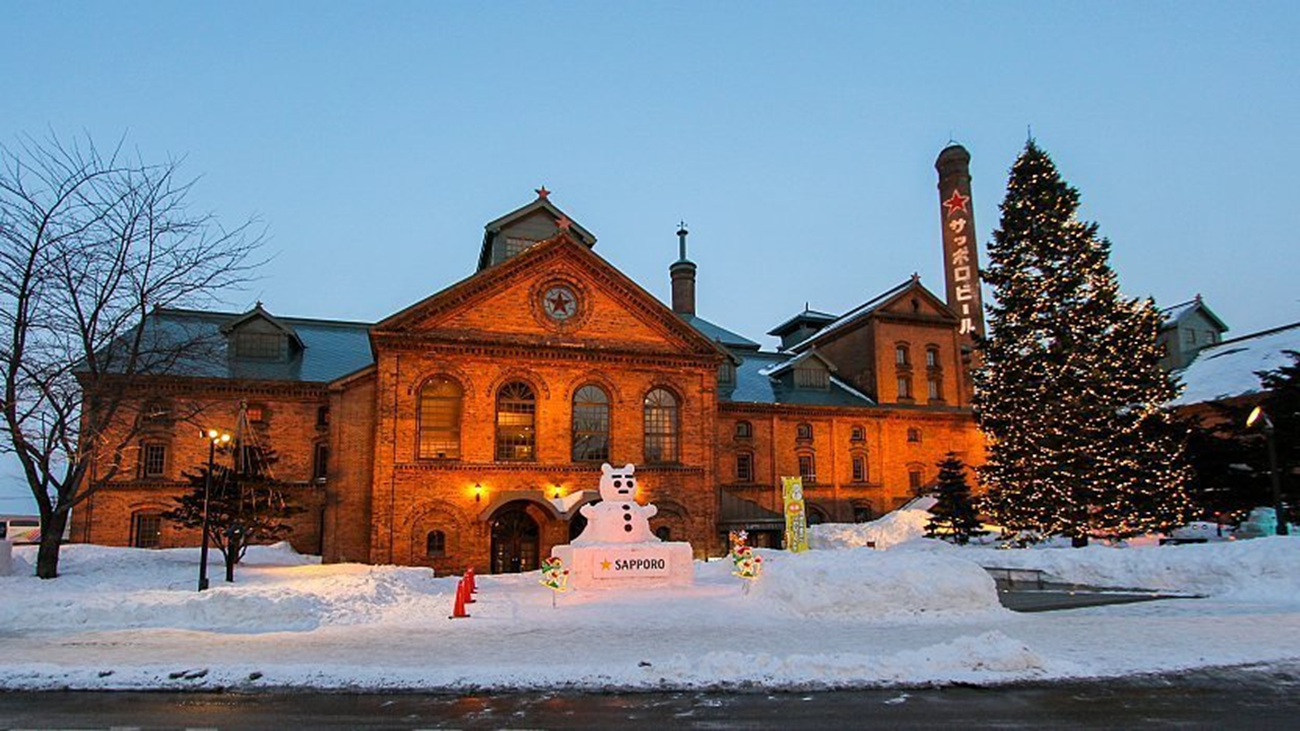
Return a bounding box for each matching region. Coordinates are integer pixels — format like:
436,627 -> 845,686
164,444 -> 302,583
1257,351 -> 1300,524
926,453 -> 985,544
974,141 -> 1194,545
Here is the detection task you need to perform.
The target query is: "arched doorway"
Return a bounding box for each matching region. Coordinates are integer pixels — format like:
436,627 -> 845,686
491,504 -> 540,574
568,510 -> 588,542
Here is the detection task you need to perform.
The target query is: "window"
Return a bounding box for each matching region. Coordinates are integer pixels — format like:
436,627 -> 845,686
794,365 -> 829,389
140,400 -> 170,425
735,421 -> 752,439
736,452 -> 754,482
853,504 -> 875,523
928,377 -> 942,401
142,443 -> 167,478
312,442 -> 329,482
718,361 -> 736,386
798,454 -> 816,483
643,388 -> 679,463
852,455 -> 866,482
234,332 -> 283,360
316,405 -> 330,427
131,512 -> 162,549
496,381 -> 537,461
426,530 -> 446,558
895,345 -> 910,366
419,377 -> 463,459
504,236 -> 539,257
909,468 -> 924,490
907,427 -> 921,443
796,423 -> 813,440
850,425 -> 865,442
572,384 -> 611,462
654,526 -> 672,541
1184,329 -> 1196,345
897,376 -> 912,400
926,347 -> 940,368
245,403 -> 266,424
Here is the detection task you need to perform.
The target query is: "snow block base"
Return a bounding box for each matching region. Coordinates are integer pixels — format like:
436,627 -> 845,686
0,540 -> 10,576
552,542 -> 694,590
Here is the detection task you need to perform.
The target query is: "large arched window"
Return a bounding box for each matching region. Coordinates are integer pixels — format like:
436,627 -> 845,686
496,381 -> 537,461
643,388 -> 679,463
426,530 -> 446,558
572,384 -> 611,462
418,377 -> 463,459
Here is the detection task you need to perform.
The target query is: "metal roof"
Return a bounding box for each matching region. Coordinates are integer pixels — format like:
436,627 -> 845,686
679,314 -> 761,351
721,351 -> 875,407
766,308 -> 838,337
1159,296 -> 1229,332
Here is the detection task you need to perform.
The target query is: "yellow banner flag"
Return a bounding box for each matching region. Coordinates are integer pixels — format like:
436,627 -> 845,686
781,476 -> 809,553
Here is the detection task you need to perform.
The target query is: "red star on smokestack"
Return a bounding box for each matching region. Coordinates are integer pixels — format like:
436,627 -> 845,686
943,189 -> 970,216
535,186 -> 551,200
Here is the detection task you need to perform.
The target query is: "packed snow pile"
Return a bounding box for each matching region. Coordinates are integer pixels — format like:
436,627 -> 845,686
809,496 -> 936,550
936,536 -> 1300,600
0,543 -> 455,633
751,548 -> 1003,621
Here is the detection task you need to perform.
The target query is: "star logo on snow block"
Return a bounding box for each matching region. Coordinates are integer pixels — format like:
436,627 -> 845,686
943,189 -> 970,217
600,559 -> 612,571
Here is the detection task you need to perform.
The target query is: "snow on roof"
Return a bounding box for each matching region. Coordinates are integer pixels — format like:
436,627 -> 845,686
1172,321 -> 1300,405
785,279 -> 916,352
1160,296 -> 1228,331
723,351 -> 875,407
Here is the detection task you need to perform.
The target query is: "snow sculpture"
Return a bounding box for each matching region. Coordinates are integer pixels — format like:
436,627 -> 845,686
551,463 -> 694,589
571,463 -> 658,544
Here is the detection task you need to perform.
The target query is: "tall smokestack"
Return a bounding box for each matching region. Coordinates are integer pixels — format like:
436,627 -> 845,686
670,223 -> 696,316
935,144 -> 985,345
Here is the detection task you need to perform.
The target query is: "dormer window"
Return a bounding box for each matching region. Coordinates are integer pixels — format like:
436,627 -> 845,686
719,361 -> 736,386
235,331 -> 285,360
794,364 -> 829,390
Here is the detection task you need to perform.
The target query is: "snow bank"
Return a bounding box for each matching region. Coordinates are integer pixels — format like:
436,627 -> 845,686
751,548 -> 1004,621
942,536 -> 1300,600
810,499 -> 936,550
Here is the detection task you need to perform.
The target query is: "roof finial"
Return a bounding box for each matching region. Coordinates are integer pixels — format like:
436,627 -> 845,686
911,272 -> 920,282
676,221 -> 689,261
255,299 -> 264,309
535,186 -> 551,200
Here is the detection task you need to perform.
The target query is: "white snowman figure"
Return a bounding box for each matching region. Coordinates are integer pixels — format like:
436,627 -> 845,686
572,463 -> 659,544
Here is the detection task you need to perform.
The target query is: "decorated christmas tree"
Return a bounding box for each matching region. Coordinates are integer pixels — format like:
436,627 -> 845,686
974,140 -> 1194,545
925,453 -> 985,544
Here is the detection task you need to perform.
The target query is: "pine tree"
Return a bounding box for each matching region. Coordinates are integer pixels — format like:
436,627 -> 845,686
926,453 -> 985,544
1257,351 -> 1300,525
163,444 -> 303,583
974,141 -> 1194,545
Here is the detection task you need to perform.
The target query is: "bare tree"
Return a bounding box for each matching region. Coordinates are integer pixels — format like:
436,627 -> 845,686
0,133 -> 263,578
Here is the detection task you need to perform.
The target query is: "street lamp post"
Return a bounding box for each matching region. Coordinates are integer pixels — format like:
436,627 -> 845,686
198,428 -> 231,591
1247,406 -> 1288,537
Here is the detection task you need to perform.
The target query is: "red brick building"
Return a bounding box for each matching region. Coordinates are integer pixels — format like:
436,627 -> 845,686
72,147 -> 988,573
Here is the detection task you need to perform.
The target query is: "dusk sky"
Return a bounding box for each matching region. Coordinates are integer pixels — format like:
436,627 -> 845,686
2,2 -> 1298,512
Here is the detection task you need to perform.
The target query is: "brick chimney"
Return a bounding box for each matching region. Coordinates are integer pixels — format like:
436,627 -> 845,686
670,223 -> 696,316
936,144 -> 985,344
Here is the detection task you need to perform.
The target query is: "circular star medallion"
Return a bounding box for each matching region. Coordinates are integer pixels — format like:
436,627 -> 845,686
542,285 -> 578,322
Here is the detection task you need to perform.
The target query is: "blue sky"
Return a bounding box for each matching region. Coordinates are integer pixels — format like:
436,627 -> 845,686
2,2 -> 1298,513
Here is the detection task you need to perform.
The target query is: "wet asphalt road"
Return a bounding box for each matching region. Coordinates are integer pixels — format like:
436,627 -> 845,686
2,665 -> 1299,729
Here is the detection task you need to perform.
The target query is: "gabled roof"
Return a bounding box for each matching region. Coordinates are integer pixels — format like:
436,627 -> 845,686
679,314 -> 761,351
767,308 -> 837,338
756,348 -> 838,377
1172,321 -> 1300,405
787,277 -> 955,352
476,196 -> 597,271
721,351 -> 874,407
378,231 -> 731,361
219,303 -> 306,349
1160,295 -> 1228,332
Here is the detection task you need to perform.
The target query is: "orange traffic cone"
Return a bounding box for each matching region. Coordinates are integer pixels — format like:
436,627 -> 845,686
449,578 -> 470,619
466,567 -> 477,594
463,570 -> 476,604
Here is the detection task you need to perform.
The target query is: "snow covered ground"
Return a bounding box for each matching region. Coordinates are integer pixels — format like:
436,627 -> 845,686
1,531 -> 1299,692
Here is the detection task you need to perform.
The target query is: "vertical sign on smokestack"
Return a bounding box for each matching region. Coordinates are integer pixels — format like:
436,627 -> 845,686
670,222 -> 697,316
935,144 -> 985,345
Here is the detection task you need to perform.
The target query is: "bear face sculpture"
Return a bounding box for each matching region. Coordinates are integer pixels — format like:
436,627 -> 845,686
572,463 -> 659,545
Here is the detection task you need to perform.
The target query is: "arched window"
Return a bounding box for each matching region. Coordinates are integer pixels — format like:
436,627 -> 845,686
853,503 -> 875,523
907,427 -> 921,443
419,377 -> 463,459
928,376 -> 943,401
643,388 -> 679,463
736,451 -> 754,482
852,454 -> 867,483
496,381 -> 537,461
796,423 -> 813,440
426,530 -> 446,558
897,376 -> 913,400
925,346 -> 940,368
572,384 -> 611,462
895,344 -> 910,366
735,421 -> 752,439
798,453 -> 816,483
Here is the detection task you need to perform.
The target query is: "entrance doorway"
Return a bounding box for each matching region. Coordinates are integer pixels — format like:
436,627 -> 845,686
491,505 -> 540,574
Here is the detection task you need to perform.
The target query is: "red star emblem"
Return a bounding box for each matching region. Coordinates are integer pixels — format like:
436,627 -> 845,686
555,215 -> 572,232
535,186 -> 550,200
943,189 -> 970,217
547,291 -> 571,314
